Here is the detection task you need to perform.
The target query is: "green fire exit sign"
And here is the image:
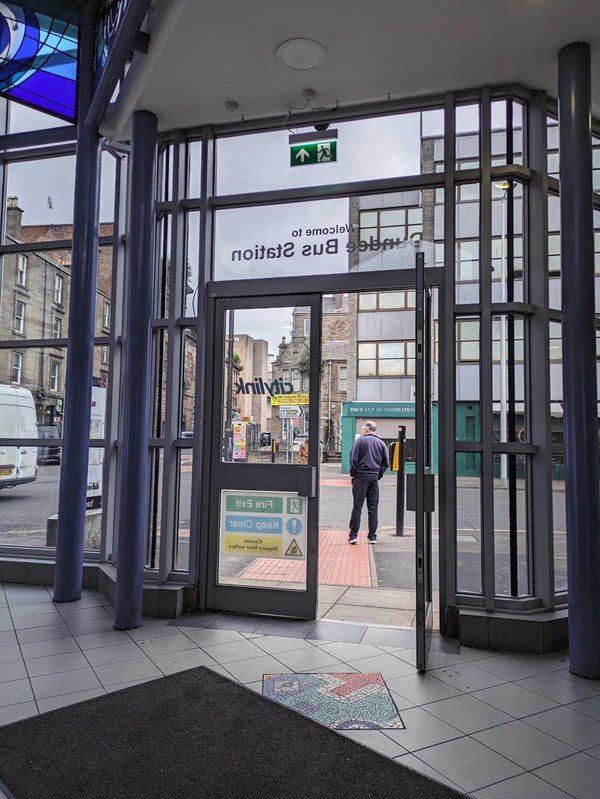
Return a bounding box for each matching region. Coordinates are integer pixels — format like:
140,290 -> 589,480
290,140 -> 337,167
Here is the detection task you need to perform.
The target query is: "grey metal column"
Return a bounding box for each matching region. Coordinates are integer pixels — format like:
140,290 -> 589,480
114,110 -> 158,629
558,42 -> 600,679
53,11 -> 101,603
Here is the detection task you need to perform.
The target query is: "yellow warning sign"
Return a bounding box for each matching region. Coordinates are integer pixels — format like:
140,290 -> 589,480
285,540 -> 303,557
224,535 -> 282,556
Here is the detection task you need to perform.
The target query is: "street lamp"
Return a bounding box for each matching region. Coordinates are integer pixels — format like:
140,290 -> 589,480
495,182 -> 510,486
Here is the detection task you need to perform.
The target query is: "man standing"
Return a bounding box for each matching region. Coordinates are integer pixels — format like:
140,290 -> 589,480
348,420 -> 390,544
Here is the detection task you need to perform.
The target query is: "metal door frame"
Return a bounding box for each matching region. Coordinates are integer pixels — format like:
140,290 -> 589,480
201,265 -> 444,624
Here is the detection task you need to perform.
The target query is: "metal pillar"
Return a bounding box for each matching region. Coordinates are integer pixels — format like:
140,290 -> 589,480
114,110 -> 158,629
558,42 -> 600,679
53,13 -> 101,603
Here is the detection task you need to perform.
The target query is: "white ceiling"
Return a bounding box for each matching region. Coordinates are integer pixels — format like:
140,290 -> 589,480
101,0 -> 600,139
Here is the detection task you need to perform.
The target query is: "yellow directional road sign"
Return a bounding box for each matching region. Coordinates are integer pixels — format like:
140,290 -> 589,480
271,393 -> 309,406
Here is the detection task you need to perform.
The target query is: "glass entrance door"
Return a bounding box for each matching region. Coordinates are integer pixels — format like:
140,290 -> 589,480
206,294 -> 321,618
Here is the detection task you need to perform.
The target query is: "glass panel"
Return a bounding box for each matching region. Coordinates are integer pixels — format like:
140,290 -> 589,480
455,451 -> 482,593
146,447 -> 163,570
492,314 -> 526,443
187,140 -> 202,198
493,453 -> 529,596
0,458 -> 61,547
216,108 -> 444,194
180,328 -> 197,437
213,191 -> 441,281
552,454 -> 567,592
217,489 -> 307,591
8,100 -> 69,133
0,346 -> 65,414
547,118 -> 559,178
456,317 -> 480,442
6,157 -> 77,226
185,211 -> 201,316
548,194 -> 561,309
221,306 -> 309,464
455,184 -> 480,304
155,214 -> 172,318
455,104 -> 480,170
175,447 -> 192,571
152,329 -> 168,439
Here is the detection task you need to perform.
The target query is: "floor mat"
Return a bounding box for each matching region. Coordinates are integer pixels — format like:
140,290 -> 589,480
262,672 -> 405,730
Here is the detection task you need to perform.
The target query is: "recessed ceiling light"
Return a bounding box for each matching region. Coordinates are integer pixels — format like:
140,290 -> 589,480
276,38 -> 327,71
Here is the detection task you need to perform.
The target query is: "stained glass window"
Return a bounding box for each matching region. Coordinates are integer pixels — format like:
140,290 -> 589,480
0,4 -> 78,121
95,0 -> 128,85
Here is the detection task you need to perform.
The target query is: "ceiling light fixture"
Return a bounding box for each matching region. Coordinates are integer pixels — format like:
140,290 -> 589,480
276,38 -> 327,71
225,101 -> 240,115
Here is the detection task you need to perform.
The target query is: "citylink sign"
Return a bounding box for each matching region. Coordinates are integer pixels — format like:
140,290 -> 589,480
235,377 -> 294,396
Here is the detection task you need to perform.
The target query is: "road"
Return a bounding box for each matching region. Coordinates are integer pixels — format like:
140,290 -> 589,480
0,461 -> 567,592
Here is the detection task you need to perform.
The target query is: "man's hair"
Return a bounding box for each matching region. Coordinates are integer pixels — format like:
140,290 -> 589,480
363,420 -> 377,433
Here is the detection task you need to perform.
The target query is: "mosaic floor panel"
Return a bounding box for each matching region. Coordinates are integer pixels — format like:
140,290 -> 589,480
262,672 -> 405,730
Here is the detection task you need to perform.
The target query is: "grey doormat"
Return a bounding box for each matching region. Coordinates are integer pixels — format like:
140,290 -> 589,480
0,666 -> 464,799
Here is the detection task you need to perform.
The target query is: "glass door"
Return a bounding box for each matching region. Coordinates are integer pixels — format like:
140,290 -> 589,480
206,294 -> 321,618
415,251 -> 435,670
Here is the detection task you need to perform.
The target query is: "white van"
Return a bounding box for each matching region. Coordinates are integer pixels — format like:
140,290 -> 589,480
0,385 -> 38,489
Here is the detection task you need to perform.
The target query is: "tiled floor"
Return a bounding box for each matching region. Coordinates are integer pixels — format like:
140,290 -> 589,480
2,583 -> 600,798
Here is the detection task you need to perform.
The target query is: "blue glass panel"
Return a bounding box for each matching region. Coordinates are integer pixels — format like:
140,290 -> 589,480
0,4 -> 78,120
95,0 -> 128,85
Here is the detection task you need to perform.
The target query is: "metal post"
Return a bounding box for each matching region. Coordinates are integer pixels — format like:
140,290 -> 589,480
53,11 -> 101,603
114,110 -> 158,630
558,42 -> 600,679
395,425 -> 406,536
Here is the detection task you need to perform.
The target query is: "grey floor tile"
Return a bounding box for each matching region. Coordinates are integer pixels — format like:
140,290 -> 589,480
523,705 -> 600,749
383,706 -> 463,752
0,631 -> 18,647
84,642 -> 146,666
516,671 -> 599,704
10,601 -> 60,618
13,612 -> 64,630
0,659 -> 27,683
474,719 -> 577,769
415,736 -> 523,793
55,594 -> 103,610
25,651 -> 89,678
271,645 -> 342,672
340,730 -> 407,758
138,632 -> 199,657
585,744 -> 600,759
347,652 -> 417,681
317,641 -> 383,661
173,627 -> 244,647
31,667 -> 103,699
20,636 -> 79,660
0,678 -> 34,707
471,772 -> 575,799
0,644 -> 22,664
306,621 -> 367,643
37,688 -> 106,714
66,617 -> 118,636
104,677 -> 160,693
475,654 -> 546,681
556,668 -> 600,692
201,638 -> 269,665
534,752 -> 600,799
472,682 -> 559,718
386,672 -> 463,705
394,753 -> 465,793
0,618 -> 14,632
93,658 -> 162,687
252,619 -> 317,638
75,630 -> 130,650
150,648 -> 220,675
424,694 -> 513,734
360,627 -> 416,649
250,635 -> 315,656
127,622 -> 185,642
0,701 -> 38,727
429,661 -> 506,693
204,615 -> 264,633
509,651 -> 570,672
568,694 -> 600,721
15,624 -> 70,644
57,605 -> 113,623
221,654 -> 289,684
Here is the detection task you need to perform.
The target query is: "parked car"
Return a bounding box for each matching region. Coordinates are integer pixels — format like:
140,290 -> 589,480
0,385 -> 38,488
37,423 -> 62,464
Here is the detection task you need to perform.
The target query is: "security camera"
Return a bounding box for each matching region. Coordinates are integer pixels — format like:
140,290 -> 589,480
314,122 -> 329,132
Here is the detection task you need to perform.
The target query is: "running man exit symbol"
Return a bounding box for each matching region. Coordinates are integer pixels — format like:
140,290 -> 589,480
317,142 -> 333,162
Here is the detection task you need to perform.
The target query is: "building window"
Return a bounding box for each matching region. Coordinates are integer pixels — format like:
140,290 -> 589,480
359,205 -> 422,246
358,290 -> 416,311
101,345 -> 109,365
17,254 -> 27,287
54,272 -> 64,304
52,316 -> 62,339
103,301 -> 111,330
11,352 -> 22,384
357,341 -> 415,377
303,318 -> 310,336
456,240 -> 480,282
492,317 -> 524,362
50,361 -> 60,392
549,321 -> 562,361
14,300 -> 25,334
339,366 -> 347,392
456,319 -> 480,362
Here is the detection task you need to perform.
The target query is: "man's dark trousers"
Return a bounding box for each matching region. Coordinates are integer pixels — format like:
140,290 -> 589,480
349,475 -> 379,539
